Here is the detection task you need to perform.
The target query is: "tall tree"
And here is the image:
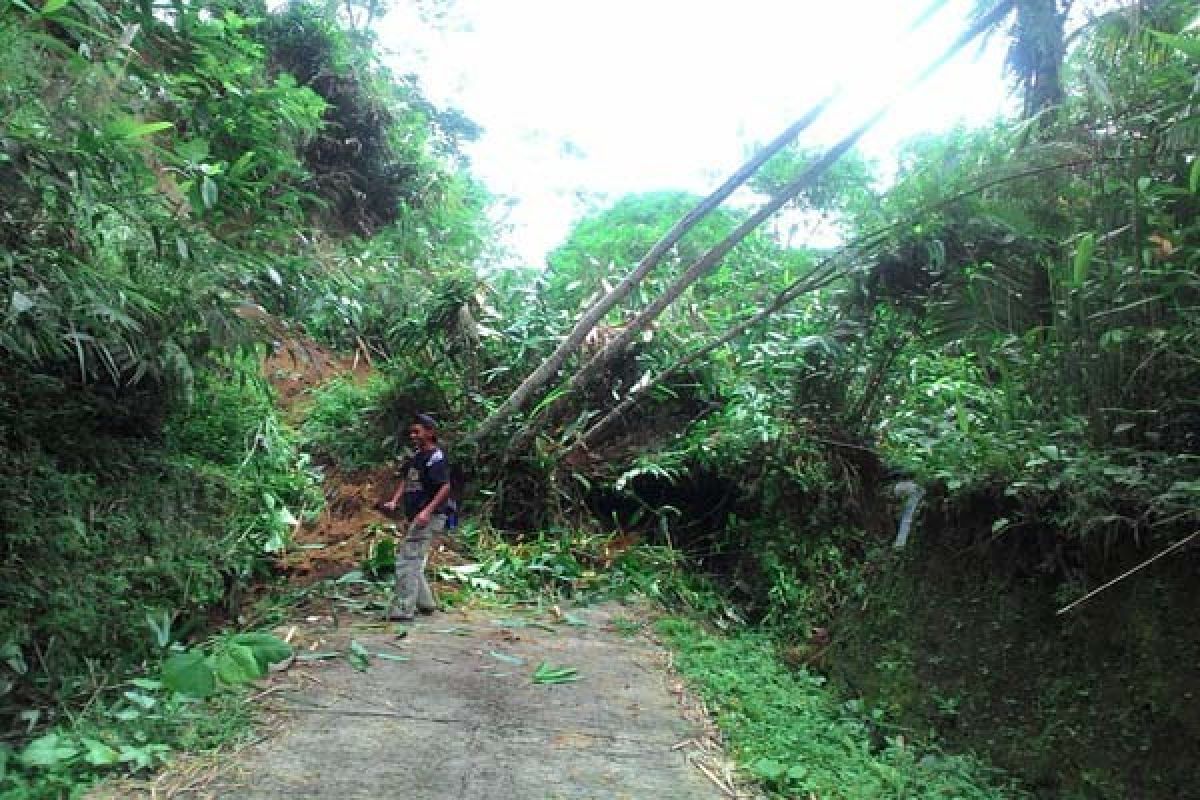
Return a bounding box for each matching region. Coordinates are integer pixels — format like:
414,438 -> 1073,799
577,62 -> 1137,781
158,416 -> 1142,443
977,0 -> 1071,118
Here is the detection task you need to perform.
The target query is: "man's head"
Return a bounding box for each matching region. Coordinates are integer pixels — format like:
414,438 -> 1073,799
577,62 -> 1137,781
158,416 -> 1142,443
408,413 -> 438,449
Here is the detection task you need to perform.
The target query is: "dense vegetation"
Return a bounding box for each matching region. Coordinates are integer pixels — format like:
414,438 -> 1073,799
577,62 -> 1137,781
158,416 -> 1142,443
2,0 -> 1198,798
1,0 -> 486,794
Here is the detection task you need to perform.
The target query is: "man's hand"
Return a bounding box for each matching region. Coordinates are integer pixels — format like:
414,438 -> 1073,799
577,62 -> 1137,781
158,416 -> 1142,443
382,499 -> 397,512
414,509 -> 432,527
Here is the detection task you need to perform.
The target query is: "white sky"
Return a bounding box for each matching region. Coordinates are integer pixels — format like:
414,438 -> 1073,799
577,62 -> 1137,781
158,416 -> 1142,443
377,1 -> 1014,266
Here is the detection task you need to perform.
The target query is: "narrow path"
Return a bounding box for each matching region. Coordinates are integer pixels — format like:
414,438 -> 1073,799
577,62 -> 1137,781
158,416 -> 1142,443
209,603 -> 733,799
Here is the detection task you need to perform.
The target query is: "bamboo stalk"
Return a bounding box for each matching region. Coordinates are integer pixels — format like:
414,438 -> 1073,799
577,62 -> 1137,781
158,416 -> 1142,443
1056,530 -> 1199,615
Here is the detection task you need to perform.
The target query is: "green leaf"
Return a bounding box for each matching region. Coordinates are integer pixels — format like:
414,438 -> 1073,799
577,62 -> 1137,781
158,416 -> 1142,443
1072,233 -> 1095,288
10,291 -> 34,316
0,642 -> 26,675
104,118 -> 174,140
80,738 -> 121,766
532,662 -> 580,684
215,643 -> 264,685
347,639 -> 371,672
123,690 -> 157,709
752,757 -> 786,780
175,138 -> 211,164
431,627 -> 472,636
17,734 -> 78,768
488,650 -> 525,666
161,651 -> 215,697
200,176 -> 218,209
1150,30 -> 1200,61
230,633 -> 293,670
118,743 -> 169,770
786,764 -> 808,781
40,0 -> 70,15
229,149 -> 257,177
1190,157 -> 1200,195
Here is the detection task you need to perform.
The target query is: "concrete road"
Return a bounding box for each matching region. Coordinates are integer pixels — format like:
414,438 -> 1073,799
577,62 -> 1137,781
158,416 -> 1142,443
209,603 -> 730,799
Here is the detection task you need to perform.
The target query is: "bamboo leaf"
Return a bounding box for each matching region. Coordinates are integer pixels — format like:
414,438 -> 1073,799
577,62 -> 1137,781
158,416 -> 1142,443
105,118 -> 174,140
489,650 -> 525,665
532,661 -> 580,684
40,0 -> 70,15
347,639 -> 371,671
10,291 -> 34,316
1150,31 -> 1200,61
1072,232 -> 1095,288
200,176 -> 218,209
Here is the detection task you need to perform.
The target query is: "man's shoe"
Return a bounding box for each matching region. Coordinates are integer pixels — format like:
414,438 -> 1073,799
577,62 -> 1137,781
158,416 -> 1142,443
417,606 -> 436,616
386,611 -> 415,622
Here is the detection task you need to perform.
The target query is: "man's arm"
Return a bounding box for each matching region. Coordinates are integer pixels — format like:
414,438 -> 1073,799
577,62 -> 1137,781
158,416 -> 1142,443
382,478 -> 406,511
413,482 -> 450,527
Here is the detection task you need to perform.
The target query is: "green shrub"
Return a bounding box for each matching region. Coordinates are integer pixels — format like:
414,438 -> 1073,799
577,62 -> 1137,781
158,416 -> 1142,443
0,369 -> 317,709
658,617 -> 1027,799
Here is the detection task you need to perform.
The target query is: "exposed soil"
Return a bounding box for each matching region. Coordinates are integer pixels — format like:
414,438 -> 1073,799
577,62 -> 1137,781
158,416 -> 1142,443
262,335 -> 466,587
263,336 -> 373,420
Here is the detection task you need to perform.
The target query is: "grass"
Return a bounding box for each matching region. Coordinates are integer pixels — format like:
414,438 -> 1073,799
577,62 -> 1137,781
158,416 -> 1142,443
656,616 -> 1028,800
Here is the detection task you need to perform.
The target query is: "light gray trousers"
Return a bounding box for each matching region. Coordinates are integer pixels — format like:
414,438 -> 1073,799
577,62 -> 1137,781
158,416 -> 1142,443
389,514 -> 445,618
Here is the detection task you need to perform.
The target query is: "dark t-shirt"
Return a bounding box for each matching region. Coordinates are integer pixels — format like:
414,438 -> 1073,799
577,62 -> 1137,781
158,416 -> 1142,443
402,446 -> 450,518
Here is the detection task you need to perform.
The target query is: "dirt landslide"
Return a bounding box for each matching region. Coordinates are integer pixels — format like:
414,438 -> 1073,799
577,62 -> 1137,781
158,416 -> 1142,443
262,334 -> 468,587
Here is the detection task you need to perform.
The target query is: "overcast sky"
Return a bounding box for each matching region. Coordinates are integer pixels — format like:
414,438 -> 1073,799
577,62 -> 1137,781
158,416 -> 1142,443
377,1 -> 1014,266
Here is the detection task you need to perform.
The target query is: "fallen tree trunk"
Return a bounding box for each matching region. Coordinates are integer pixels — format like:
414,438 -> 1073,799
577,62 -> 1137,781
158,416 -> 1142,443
570,258 -> 843,452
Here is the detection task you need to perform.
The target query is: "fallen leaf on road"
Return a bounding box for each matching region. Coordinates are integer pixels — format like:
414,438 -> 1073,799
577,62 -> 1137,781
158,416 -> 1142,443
347,640 -> 371,672
432,627 -> 472,636
489,650 -> 525,666
533,662 -> 580,685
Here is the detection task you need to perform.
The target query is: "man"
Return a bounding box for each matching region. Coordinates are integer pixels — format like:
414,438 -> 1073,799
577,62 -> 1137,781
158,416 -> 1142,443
381,413 -> 450,621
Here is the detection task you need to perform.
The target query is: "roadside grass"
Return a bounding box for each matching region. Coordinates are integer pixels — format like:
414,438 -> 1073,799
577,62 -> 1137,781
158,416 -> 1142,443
657,616 -> 1028,800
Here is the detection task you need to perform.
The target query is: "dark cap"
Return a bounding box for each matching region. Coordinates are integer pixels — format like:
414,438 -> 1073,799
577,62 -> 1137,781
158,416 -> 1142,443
413,412 -> 437,430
